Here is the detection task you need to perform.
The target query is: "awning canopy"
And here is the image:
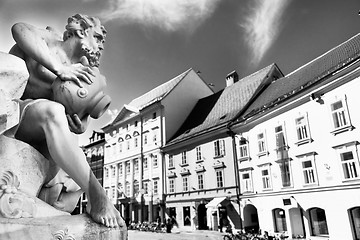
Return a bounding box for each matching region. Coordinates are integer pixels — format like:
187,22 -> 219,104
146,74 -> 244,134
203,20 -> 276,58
205,197 -> 227,208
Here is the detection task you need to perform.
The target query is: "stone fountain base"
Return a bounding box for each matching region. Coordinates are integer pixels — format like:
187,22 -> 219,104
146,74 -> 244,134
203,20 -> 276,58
0,214 -> 128,240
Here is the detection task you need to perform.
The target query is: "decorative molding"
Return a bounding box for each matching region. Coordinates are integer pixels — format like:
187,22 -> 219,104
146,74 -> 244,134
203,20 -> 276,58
180,168 -> 190,176
0,171 -> 36,218
195,164 -> 206,173
213,160 -> 226,169
52,228 -> 76,240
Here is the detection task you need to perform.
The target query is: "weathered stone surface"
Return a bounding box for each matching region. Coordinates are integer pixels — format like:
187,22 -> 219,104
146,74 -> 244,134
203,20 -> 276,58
0,214 -> 128,240
0,52 -> 28,132
0,135 -> 48,197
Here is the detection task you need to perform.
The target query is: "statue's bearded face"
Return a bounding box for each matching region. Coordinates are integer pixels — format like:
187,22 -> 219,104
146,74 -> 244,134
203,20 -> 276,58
80,26 -> 105,67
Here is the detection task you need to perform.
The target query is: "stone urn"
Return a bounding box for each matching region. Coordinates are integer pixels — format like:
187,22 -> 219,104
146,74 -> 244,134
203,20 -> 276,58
51,69 -> 111,119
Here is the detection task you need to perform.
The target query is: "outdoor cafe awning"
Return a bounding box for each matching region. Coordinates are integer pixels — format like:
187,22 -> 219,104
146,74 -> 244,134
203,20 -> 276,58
205,197 -> 227,208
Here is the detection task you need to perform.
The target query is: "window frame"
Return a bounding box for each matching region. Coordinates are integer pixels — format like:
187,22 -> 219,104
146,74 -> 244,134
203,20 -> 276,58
295,113 -> 312,145
216,169 -> 224,188
329,95 -> 353,134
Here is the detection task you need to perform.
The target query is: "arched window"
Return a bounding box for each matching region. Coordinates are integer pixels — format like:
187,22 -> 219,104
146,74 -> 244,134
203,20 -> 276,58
349,207 -> 360,239
273,208 -> 287,232
309,208 -> 328,236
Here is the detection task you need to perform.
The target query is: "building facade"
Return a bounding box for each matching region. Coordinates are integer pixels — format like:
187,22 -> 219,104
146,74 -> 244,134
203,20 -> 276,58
162,64 -> 284,231
78,130 -> 105,214
228,33 -> 360,239
102,69 -> 214,224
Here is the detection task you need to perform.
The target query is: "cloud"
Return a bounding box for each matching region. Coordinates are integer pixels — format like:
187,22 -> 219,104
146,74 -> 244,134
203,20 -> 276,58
106,108 -> 119,121
241,0 -> 292,65
100,0 -> 221,33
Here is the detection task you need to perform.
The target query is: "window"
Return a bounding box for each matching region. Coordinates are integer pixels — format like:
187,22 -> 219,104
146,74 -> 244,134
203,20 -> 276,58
261,166 -> 272,190
349,207 -> 360,240
198,173 -> 204,190
182,176 -> 189,192
119,143 -> 122,153
216,170 -> 224,188
152,112 -> 157,119
105,168 -> 109,178
126,140 -> 130,150
111,186 -> 116,199
181,151 -> 187,165
295,116 -> 310,142
134,138 -> 138,148
111,166 -> 116,177
153,131 -> 157,143
330,98 -> 351,130
125,181 -> 131,197
238,137 -> 249,159
241,171 -> 253,193
153,180 -> 158,195
153,154 -> 158,167
309,208 -> 329,236
214,139 -> 226,157
169,179 -> 175,193
125,161 -> 130,175
196,146 -> 202,161
340,151 -> 359,180
275,125 -> 286,150
257,132 -> 267,154
143,157 -> 148,169
273,208 -> 287,232
133,180 -> 139,196
134,159 -> 139,173
279,160 -> 292,187
143,181 -> 148,194
168,155 -> 174,168
144,134 -> 148,145
299,154 -> 318,185
134,121 -> 138,127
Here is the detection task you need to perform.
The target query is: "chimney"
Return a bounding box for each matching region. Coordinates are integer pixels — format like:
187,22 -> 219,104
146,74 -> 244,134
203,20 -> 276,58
225,70 -> 239,87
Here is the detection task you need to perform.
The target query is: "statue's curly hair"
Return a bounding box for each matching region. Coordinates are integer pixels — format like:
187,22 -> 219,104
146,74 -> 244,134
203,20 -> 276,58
63,14 -> 107,41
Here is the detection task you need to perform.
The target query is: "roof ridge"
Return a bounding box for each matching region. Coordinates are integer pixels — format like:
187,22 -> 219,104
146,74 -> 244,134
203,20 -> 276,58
286,33 -> 360,77
128,68 -> 192,106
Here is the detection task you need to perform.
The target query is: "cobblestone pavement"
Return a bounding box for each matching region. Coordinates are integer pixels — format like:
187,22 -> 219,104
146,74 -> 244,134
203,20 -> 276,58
128,229 -> 226,240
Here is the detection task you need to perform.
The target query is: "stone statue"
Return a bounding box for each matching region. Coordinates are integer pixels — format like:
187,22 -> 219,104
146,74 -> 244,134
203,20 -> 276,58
0,14 -> 124,229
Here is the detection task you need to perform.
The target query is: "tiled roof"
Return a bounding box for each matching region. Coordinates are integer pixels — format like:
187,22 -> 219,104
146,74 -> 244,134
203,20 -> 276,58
169,64 -> 277,144
242,33 -> 360,120
111,69 -> 192,125
128,69 -> 192,110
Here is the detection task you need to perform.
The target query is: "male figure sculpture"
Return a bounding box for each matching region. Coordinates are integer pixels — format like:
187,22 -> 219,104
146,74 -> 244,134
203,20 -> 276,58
5,14 -> 124,228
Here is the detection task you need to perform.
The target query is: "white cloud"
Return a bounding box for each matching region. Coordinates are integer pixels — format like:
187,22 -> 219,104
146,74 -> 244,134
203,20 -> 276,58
241,0 -> 292,65
106,108 -> 119,121
100,0 -> 221,33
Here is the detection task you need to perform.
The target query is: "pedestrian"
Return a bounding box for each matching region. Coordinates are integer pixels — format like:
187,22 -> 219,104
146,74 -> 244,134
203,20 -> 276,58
166,218 -> 172,233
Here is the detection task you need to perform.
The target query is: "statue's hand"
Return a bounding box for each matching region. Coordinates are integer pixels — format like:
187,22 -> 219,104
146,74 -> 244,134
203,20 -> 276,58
67,114 -> 86,134
57,63 -> 95,88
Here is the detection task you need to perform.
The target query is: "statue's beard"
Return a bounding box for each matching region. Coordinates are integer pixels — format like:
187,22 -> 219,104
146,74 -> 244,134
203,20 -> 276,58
81,45 -> 101,68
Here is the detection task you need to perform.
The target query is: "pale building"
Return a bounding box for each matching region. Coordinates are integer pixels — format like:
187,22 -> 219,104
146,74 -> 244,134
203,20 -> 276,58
79,130 -> 105,214
162,64 -> 284,231
102,69 -> 213,223
228,33 -> 360,239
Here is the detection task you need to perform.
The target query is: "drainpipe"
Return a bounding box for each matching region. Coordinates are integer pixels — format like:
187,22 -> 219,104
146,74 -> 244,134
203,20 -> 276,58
227,128 -> 243,230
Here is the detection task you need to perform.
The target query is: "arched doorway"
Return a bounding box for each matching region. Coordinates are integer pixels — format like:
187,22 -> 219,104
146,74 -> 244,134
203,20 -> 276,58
289,207 -> 305,238
273,208 -> 287,232
198,204 -> 207,230
243,204 -> 259,232
308,207 -> 328,237
349,207 -> 360,240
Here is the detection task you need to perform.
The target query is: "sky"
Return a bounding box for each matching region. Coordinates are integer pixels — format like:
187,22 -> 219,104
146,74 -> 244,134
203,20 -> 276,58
0,0 -> 359,145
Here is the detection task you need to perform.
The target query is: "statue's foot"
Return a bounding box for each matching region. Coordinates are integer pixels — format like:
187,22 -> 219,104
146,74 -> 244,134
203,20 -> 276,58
86,195 -> 125,228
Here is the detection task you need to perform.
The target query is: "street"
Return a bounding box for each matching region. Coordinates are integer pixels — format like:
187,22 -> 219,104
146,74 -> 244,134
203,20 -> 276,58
128,229 -> 226,240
